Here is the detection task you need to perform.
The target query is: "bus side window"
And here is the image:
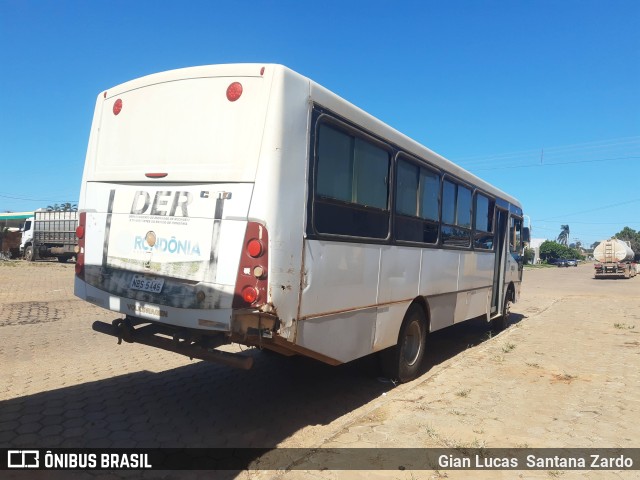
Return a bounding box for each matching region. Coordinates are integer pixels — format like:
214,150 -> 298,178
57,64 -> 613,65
473,193 -> 494,250
510,217 -> 523,254
313,121 -> 391,239
441,179 -> 471,248
394,157 -> 439,244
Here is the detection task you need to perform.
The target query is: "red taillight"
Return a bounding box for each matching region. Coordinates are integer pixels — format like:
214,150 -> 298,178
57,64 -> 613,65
113,99 -> 123,115
241,286 -> 259,304
145,172 -> 168,178
75,255 -> 84,276
247,239 -> 263,258
75,212 -> 86,279
233,222 -> 269,308
226,82 -> 243,102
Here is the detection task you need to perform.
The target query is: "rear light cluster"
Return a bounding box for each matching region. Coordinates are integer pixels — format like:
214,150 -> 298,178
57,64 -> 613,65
113,98 -> 123,115
226,82 -> 243,102
75,212 -> 86,278
233,222 -> 269,308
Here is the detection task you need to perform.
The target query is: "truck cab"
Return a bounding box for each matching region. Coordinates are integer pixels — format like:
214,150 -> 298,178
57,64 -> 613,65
19,217 -> 35,260
21,212 -> 78,262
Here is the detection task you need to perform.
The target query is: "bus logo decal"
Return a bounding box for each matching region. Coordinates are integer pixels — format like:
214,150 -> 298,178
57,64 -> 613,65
130,190 -> 193,217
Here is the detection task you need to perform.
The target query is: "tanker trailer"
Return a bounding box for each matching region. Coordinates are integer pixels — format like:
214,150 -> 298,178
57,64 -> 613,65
593,239 -> 636,279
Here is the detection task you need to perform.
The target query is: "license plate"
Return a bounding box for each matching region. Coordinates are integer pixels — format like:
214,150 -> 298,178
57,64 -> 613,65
130,274 -> 165,294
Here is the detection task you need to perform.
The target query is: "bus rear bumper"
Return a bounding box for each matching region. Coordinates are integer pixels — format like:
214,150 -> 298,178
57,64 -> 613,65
92,316 -> 254,370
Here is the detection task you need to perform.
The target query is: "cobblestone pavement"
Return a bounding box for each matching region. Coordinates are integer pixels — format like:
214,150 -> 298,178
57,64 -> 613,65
1,261 -> 638,480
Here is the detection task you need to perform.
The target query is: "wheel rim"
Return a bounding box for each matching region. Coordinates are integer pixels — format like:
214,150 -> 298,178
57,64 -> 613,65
402,319 -> 422,366
503,299 -> 512,322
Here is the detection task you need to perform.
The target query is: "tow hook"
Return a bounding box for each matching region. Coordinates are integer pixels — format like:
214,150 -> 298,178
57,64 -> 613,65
112,318 -> 135,344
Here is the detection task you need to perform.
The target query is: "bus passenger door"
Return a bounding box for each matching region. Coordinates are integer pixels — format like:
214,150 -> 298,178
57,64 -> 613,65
491,208 -> 508,315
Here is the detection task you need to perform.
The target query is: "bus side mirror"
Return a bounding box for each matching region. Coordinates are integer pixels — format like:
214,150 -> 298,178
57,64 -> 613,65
522,227 -> 531,244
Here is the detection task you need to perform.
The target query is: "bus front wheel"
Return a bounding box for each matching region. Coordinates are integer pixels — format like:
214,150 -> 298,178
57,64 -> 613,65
492,290 -> 513,332
379,304 -> 427,383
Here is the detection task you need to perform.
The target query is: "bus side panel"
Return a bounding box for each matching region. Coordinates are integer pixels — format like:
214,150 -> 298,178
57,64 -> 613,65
454,251 -> 494,322
420,249 -> 459,331
299,240 -> 380,317
297,240 -> 378,360
373,303 -> 413,351
247,67 -> 310,340
374,245 -> 421,351
296,309 -> 376,363
454,289 -> 491,323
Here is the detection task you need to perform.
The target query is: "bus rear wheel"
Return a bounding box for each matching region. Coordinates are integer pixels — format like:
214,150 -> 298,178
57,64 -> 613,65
380,304 -> 427,383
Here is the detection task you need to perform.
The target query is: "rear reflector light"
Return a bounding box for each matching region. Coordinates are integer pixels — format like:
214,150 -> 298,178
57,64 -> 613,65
241,286 -> 259,304
75,212 -> 86,279
145,172 -> 168,178
113,99 -> 123,115
247,239 -> 263,258
233,222 -> 269,309
226,82 -> 243,102
75,255 -> 85,276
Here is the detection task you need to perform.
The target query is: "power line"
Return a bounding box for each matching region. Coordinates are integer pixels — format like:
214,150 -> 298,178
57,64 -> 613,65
457,135 -> 640,167
0,193 -> 78,203
470,155 -> 640,171
456,136 -> 640,174
538,198 -> 640,221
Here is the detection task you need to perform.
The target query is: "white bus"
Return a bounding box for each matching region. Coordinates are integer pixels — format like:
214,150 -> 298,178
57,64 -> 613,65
75,64 -> 528,382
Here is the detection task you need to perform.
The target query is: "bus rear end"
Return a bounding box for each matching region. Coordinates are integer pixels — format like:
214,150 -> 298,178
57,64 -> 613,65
75,65 -> 276,368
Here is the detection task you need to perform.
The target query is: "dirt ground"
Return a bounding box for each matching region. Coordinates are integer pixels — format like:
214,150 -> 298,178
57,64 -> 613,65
249,263 -> 640,480
1,260 -> 638,479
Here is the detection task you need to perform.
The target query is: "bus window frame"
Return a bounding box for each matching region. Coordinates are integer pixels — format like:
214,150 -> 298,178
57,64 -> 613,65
393,152 -> 441,247
472,190 -> 496,251
306,104 -> 523,255
309,112 -> 393,242
439,174 -> 473,249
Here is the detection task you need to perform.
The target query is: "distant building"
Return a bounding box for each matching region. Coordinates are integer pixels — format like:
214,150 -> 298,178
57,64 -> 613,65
0,212 -> 33,230
529,238 -> 547,264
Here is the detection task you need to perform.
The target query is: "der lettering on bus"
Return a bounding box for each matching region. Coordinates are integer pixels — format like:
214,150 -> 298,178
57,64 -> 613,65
130,190 -> 192,217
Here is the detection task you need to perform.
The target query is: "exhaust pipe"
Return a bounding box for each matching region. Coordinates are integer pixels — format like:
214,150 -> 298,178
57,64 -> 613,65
92,319 -> 254,370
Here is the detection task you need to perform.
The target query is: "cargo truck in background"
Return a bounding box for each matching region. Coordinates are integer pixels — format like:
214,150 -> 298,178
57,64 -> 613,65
21,211 -> 78,262
593,239 -> 636,279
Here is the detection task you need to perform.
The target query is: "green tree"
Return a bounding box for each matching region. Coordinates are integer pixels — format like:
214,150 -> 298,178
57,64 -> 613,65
539,240 -> 584,263
557,224 -> 570,246
614,226 -> 640,260
539,240 -> 566,262
47,204 -> 61,212
523,247 -> 535,264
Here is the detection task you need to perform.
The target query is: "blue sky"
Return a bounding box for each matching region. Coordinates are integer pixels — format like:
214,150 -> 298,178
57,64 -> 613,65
0,0 -> 638,247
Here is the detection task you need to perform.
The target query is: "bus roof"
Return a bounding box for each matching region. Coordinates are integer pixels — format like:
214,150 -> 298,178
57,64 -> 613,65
99,63 -> 521,209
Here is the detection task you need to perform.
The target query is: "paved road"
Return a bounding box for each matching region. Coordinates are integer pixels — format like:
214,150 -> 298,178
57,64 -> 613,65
1,261 -> 638,479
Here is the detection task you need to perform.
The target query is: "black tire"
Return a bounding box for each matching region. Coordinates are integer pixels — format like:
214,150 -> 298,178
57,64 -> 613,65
379,304 -> 427,383
57,256 -> 69,263
24,245 -> 35,262
492,290 -> 513,331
